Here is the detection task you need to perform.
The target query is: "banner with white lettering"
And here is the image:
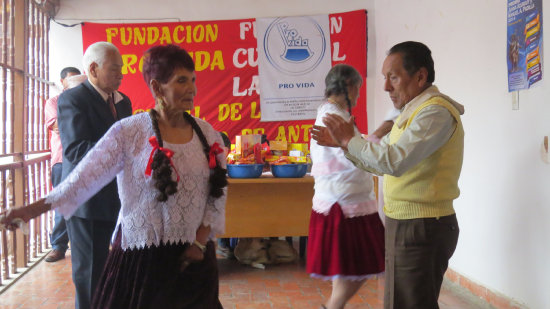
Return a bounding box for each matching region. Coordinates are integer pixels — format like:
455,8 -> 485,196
257,15 -> 331,121
81,9 -> 367,143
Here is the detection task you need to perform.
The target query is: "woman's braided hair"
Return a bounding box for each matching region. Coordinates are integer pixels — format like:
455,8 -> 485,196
340,79 -> 352,115
149,109 -> 178,202
182,112 -> 227,198
324,64 -> 362,116
148,109 -> 228,201
143,44 -> 227,202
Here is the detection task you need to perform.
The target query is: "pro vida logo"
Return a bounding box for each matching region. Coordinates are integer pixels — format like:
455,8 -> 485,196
263,17 -> 327,76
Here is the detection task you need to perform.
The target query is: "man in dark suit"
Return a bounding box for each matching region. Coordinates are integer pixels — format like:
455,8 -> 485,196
57,41 -> 132,309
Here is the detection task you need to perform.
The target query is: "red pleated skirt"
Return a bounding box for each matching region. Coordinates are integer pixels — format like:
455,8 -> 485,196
92,230 -> 222,309
306,203 -> 385,279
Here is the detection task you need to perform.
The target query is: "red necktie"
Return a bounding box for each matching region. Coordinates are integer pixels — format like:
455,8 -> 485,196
107,94 -> 118,119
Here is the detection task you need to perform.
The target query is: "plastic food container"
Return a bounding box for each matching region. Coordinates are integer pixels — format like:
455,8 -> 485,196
227,164 -> 264,178
271,164 -> 308,178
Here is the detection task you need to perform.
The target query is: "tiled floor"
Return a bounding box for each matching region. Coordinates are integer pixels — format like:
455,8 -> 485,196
0,249 -> 494,309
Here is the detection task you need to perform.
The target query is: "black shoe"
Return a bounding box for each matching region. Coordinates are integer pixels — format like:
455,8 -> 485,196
45,249 -> 65,262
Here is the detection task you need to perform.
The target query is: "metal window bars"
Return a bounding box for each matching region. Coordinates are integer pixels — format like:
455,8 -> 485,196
0,0 -> 55,288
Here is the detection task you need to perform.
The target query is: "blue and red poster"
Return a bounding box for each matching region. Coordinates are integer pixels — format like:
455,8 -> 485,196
507,0 -> 543,91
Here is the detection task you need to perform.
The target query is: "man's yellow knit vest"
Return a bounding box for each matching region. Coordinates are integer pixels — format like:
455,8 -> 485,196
384,97 -> 464,220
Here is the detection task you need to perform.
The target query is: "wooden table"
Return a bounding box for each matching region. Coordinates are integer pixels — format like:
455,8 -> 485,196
218,174 -> 314,238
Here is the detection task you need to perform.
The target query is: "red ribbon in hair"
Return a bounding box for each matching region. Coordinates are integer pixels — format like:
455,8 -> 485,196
145,136 -> 180,181
208,142 -> 224,169
262,142 -> 270,153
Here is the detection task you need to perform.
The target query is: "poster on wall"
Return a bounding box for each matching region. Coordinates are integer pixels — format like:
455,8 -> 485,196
257,15 -> 331,121
81,9 -> 367,143
507,0 -> 543,92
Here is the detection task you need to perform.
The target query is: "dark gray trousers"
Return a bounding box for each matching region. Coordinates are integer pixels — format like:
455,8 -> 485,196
66,216 -> 116,309
384,214 -> 459,309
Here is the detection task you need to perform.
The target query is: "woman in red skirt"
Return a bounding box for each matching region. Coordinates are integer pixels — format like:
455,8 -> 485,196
308,64 -> 385,309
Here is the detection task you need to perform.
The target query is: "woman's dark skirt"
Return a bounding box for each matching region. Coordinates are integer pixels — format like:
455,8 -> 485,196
92,230 -> 222,309
307,203 -> 385,279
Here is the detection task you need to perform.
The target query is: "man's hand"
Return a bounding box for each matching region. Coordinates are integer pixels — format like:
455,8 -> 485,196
311,125 -> 340,147
321,113 -> 356,150
51,121 -> 59,134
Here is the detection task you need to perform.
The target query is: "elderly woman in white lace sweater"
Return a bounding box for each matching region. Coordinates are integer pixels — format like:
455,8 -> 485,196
0,45 -> 227,309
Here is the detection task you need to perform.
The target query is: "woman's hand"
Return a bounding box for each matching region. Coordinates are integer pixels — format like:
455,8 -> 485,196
0,208 -> 25,231
179,224 -> 211,271
179,242 -> 206,272
0,199 -> 51,232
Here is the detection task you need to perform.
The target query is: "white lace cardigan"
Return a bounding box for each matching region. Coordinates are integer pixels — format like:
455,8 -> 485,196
45,112 -> 227,250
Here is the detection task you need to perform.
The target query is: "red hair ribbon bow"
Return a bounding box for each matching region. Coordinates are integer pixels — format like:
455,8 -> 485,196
208,142 -> 223,169
145,136 -> 180,181
262,142 -> 270,153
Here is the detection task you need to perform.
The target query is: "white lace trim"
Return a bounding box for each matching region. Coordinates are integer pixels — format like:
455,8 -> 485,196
45,112 -> 227,250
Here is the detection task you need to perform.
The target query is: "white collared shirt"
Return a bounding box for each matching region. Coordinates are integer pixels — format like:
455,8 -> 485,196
88,79 -> 124,104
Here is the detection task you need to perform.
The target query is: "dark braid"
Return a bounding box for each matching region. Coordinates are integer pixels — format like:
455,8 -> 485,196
339,80 -> 352,116
182,112 -> 228,198
148,110 -> 228,201
149,109 -> 178,202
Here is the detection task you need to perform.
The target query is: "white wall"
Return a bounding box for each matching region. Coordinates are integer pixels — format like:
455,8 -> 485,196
372,1 -> 549,308
51,0 -> 549,308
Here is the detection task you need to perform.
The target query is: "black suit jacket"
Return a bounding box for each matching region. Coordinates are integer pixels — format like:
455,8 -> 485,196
57,80 -> 132,221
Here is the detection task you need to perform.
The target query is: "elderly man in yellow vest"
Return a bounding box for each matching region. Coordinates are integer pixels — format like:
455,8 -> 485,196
311,41 -> 464,309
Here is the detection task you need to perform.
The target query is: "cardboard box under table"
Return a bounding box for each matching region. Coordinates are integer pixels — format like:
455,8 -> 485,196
219,174 -> 314,238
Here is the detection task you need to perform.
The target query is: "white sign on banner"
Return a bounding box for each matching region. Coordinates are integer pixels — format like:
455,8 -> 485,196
257,15 -> 332,122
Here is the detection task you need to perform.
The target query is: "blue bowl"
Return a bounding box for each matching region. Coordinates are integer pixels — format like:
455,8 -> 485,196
271,164 -> 307,178
227,164 -> 264,178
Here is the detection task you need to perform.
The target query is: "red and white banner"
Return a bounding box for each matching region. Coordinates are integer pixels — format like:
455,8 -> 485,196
81,9 -> 367,144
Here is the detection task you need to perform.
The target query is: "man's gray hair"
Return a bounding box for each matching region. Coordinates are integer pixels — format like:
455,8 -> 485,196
82,42 -> 119,74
